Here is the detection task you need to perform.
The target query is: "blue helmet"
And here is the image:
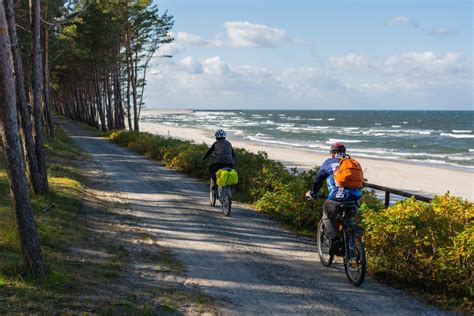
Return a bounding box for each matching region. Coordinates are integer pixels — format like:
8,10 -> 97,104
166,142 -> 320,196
215,129 -> 226,139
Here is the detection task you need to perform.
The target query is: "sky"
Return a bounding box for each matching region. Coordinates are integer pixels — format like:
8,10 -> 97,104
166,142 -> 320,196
145,0 -> 473,110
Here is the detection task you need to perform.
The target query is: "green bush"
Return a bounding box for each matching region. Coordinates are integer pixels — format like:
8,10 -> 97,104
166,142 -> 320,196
362,194 -> 473,305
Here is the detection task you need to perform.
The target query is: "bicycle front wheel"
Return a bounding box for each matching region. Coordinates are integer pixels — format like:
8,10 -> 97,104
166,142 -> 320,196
221,186 -> 232,216
317,219 -> 334,267
343,232 -> 366,286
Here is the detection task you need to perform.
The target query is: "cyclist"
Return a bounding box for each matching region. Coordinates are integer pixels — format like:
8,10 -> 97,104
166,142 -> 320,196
203,129 -> 236,189
306,143 -> 362,256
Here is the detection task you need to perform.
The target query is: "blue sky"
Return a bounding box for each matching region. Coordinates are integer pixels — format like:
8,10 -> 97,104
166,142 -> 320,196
146,0 -> 473,110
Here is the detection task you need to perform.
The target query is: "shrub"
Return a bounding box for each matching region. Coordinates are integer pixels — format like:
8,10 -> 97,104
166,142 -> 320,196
362,194 -> 473,305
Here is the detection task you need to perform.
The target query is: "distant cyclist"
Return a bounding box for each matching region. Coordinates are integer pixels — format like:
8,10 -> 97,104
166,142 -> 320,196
306,143 -> 362,255
203,129 -> 236,189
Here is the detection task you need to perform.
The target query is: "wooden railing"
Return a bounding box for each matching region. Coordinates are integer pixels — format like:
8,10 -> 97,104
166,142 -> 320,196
363,182 -> 433,207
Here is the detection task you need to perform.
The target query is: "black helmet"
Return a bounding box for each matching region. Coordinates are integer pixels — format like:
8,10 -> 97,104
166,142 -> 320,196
330,143 -> 346,154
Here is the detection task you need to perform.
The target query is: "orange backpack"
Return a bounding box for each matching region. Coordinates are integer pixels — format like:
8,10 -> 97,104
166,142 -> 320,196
334,155 -> 364,189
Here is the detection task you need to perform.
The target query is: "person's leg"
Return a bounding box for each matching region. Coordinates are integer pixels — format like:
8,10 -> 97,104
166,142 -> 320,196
322,200 -> 341,238
323,200 -> 344,255
209,163 -> 226,187
208,163 -> 219,186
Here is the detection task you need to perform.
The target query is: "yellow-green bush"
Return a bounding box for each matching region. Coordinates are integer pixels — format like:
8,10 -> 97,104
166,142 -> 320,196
362,194 -> 473,304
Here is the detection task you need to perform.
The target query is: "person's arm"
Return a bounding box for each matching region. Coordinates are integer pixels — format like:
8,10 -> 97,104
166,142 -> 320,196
231,147 -> 236,160
202,143 -> 215,160
311,164 -> 329,196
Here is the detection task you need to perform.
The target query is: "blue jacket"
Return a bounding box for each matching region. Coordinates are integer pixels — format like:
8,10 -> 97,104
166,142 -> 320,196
312,154 -> 362,201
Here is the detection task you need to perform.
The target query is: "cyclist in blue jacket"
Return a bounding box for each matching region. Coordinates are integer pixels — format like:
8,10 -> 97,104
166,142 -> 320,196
306,143 -> 362,255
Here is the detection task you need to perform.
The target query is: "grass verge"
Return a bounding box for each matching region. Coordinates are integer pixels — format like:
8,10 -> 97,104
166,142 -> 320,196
0,127 -> 217,314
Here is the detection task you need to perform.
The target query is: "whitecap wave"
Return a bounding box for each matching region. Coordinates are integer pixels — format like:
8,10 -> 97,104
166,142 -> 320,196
452,130 -> 472,133
327,138 -> 365,144
440,133 -> 474,139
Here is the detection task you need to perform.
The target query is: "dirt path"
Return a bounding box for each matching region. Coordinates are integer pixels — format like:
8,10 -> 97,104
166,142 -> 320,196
60,120 -> 447,315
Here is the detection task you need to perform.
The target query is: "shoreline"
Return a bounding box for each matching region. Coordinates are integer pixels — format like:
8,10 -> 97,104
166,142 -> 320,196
139,121 -> 474,201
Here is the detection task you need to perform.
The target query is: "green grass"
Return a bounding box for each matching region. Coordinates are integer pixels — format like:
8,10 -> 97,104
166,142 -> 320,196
0,126 -> 217,314
0,128 -> 94,312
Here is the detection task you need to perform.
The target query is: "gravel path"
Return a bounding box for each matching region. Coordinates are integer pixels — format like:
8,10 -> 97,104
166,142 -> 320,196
60,119 -> 447,315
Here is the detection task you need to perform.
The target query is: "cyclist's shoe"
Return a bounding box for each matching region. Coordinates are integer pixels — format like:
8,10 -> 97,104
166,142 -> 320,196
329,237 -> 344,256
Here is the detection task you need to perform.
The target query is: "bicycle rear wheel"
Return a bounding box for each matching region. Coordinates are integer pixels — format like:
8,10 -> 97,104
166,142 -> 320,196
221,186 -> 232,216
317,219 -> 334,267
209,182 -> 217,206
343,232 -> 366,286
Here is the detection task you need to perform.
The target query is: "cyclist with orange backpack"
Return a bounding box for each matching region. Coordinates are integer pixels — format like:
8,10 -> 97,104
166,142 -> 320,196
306,143 -> 363,256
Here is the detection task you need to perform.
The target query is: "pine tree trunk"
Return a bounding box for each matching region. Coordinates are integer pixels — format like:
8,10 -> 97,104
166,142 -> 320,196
42,6 -> 53,138
30,0 -> 48,194
4,0 -> 42,194
0,0 -> 47,276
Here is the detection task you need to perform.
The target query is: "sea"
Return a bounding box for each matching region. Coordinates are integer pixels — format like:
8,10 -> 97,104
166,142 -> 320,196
141,110 -> 474,170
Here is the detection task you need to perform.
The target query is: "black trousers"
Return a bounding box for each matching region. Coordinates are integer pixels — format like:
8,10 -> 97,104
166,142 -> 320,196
323,200 -> 343,239
323,199 -> 358,238
208,162 -> 234,184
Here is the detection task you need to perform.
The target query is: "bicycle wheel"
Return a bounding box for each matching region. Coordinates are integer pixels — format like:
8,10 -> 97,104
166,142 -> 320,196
209,182 -> 217,207
343,232 -> 366,286
317,219 -> 334,267
221,186 -> 232,216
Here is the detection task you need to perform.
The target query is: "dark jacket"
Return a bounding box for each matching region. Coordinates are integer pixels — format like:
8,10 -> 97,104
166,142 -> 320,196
203,139 -> 235,164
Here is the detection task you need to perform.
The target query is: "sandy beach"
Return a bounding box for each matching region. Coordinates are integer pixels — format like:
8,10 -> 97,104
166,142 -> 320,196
140,117 -> 473,201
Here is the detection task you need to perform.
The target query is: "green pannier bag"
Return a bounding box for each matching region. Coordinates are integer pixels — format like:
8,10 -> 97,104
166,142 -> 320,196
216,169 -> 238,186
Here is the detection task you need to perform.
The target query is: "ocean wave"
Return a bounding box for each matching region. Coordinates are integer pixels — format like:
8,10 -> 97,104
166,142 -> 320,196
287,116 -> 302,121
440,133 -> 474,139
452,130 -> 472,133
308,118 -> 322,121
392,125 -> 401,128
327,138 -> 366,144
328,118 -> 336,121
244,135 -> 307,148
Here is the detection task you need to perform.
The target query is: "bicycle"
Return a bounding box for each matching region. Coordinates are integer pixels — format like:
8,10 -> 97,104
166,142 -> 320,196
209,168 -> 232,216
308,193 -> 366,286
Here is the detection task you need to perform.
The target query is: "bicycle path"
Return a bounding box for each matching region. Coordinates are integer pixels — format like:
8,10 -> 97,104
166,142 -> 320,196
59,119 -> 447,315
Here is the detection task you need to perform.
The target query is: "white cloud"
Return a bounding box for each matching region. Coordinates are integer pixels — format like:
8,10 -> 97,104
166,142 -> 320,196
386,16 -> 454,38
176,32 -> 206,45
386,16 -> 418,27
145,52 -> 472,109
168,22 -> 289,51
202,56 -> 230,75
178,56 -> 203,74
157,42 -> 181,56
224,21 -> 288,47
328,53 -> 372,71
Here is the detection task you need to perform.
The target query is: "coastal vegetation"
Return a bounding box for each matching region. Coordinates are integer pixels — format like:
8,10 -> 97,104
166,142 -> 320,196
0,128 -> 215,313
106,129 -> 473,311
